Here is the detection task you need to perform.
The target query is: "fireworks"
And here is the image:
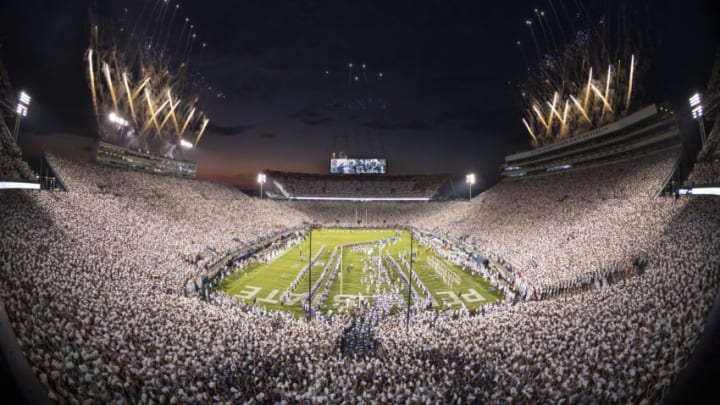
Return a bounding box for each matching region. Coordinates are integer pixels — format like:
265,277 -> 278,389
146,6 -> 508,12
86,1 -> 209,157
516,1 -> 651,147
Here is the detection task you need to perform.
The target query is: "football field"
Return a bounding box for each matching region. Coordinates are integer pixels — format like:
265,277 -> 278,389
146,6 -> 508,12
221,229 -> 503,317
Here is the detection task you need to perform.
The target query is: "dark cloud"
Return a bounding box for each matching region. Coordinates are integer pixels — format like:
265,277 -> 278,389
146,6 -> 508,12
207,123 -> 255,136
259,132 -> 277,139
288,109 -> 320,120
300,117 -> 334,126
363,120 -> 433,131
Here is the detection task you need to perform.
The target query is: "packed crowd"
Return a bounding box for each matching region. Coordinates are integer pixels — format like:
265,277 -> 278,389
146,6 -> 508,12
687,126 -> 720,185
441,149 -> 684,296
0,147 -> 719,402
376,196 -> 720,402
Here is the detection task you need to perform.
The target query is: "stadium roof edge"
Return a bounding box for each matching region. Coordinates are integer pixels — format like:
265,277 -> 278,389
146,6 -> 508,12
505,104 -> 659,163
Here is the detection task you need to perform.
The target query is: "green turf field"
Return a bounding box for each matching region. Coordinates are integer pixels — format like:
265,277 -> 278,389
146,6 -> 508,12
221,229 -> 503,317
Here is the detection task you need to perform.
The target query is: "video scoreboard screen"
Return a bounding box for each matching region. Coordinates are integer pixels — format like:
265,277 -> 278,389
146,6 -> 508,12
330,158 -> 387,174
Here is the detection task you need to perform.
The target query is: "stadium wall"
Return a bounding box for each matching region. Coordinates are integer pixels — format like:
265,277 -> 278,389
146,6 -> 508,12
0,302 -> 52,405
41,153 -> 68,192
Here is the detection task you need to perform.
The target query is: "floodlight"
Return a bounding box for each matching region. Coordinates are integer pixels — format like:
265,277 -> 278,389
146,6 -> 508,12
16,104 -> 28,117
466,173 -> 475,200
12,90 -> 32,140
16,91 -> 31,117
257,173 -> 267,200
180,139 -> 193,149
692,106 -> 703,119
689,92 -> 707,145
689,93 -> 703,119
689,93 -> 701,107
19,91 -> 31,105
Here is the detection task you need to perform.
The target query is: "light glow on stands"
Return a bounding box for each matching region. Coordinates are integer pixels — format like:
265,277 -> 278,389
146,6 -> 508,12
179,139 -> 193,149
546,164 -> 573,172
508,172 -> 527,178
678,187 -> 720,196
291,196 -> 430,202
0,181 -> 41,190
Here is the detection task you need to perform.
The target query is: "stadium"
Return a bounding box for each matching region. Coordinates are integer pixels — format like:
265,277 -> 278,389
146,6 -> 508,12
1,0 -> 720,403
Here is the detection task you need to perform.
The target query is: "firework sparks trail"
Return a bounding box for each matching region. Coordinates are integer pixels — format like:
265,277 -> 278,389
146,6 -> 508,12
514,1 -> 647,147
194,117 -> 209,146
583,67 -> 593,111
122,72 -> 137,127
626,54 -> 636,111
523,118 -> 539,145
86,1 -> 211,156
603,64 -> 613,114
570,95 -> 592,124
87,49 -> 99,117
533,105 -> 550,129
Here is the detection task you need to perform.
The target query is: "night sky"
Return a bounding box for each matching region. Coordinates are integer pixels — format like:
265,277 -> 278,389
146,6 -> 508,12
1,0 -> 718,189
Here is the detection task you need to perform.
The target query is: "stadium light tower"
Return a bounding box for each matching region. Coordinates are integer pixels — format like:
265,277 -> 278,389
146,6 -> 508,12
13,91 -> 32,141
257,173 -> 266,199
466,173 -> 475,200
689,93 -> 706,146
